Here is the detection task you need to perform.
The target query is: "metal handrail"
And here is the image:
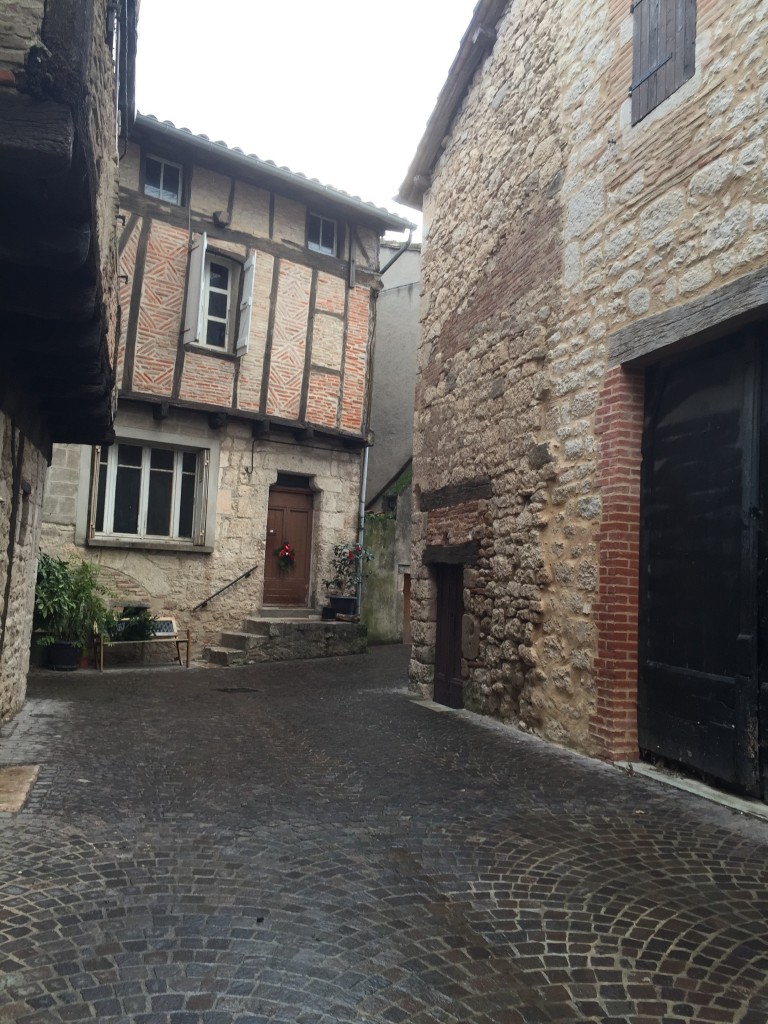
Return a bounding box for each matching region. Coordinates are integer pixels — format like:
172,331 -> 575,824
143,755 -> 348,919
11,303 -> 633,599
192,563 -> 260,611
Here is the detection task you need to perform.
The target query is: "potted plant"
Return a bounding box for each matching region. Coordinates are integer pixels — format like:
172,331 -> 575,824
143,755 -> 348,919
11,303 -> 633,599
34,554 -> 114,670
322,542 -> 373,617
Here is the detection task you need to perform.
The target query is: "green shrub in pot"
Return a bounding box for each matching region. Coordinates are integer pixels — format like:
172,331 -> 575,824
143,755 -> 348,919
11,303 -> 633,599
34,554 -> 114,669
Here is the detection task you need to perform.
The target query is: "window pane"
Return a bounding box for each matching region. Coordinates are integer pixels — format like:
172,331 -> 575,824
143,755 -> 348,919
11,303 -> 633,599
161,164 -> 180,203
118,443 -> 142,467
206,321 -> 226,348
209,262 -> 229,290
113,465 -> 141,533
182,452 -> 197,474
308,214 -> 321,250
208,291 -> 228,319
144,157 -> 162,198
150,447 -> 174,471
95,458 -> 107,533
178,473 -> 196,538
321,219 -> 336,253
146,470 -> 173,535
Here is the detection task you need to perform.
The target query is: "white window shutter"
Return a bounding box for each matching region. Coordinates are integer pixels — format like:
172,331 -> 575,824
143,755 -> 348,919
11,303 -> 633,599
195,449 -> 210,546
235,250 -> 256,357
183,232 -> 207,345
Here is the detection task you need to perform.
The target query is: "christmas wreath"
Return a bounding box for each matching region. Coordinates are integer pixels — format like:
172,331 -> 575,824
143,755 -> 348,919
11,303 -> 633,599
274,541 -> 296,570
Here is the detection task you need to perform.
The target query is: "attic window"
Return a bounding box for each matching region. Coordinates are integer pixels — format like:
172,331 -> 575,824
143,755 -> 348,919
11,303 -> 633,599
307,213 -> 337,256
144,155 -> 183,204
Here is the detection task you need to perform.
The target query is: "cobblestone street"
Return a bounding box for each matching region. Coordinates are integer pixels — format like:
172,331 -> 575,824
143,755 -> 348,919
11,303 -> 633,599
1,646 -> 768,1023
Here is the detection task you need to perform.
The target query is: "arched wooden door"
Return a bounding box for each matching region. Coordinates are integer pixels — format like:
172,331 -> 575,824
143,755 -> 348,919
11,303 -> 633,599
263,486 -> 313,606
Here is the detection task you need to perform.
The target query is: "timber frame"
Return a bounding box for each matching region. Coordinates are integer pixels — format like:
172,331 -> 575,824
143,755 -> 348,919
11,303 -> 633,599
0,0 -> 138,452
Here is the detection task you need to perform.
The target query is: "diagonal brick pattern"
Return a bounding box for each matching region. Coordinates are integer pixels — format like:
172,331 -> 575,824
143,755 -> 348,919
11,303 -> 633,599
134,221 -> 187,396
1,648 -> 767,1023
266,260 -> 312,420
116,218 -> 141,390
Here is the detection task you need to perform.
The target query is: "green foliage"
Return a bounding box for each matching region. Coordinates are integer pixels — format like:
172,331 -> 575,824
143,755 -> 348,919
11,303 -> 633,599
322,543 -> 374,596
108,606 -> 158,642
34,554 -> 115,649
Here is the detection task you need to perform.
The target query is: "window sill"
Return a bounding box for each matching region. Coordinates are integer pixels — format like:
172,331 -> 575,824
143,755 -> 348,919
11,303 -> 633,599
88,536 -> 213,554
184,343 -> 238,362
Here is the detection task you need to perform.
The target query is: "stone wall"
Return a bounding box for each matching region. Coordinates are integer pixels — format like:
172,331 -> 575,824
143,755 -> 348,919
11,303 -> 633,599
411,0 -> 768,757
41,403 -> 362,656
0,414 -> 47,721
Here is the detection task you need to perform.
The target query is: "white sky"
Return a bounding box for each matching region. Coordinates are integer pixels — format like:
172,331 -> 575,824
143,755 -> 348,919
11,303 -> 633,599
135,1 -> 478,235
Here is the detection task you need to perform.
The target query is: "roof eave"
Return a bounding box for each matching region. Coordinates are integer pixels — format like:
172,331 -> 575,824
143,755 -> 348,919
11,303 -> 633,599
133,114 -> 414,234
396,0 -> 509,210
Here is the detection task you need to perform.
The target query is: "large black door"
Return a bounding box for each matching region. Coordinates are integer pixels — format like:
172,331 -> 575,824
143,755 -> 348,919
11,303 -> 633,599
639,334 -> 761,795
434,564 -> 464,709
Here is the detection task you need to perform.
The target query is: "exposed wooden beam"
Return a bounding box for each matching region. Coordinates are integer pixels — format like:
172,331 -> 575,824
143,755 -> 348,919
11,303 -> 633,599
0,91 -> 74,177
0,204 -> 90,270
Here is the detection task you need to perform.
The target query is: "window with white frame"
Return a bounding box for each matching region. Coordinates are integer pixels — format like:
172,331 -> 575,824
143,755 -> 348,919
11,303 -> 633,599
307,212 -> 337,256
92,442 -> 209,543
143,155 -> 183,205
183,233 -> 256,356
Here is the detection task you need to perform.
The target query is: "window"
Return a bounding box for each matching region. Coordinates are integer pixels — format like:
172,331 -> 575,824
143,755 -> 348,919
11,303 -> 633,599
201,255 -> 237,349
144,155 -> 183,204
92,442 -> 209,544
184,233 -> 256,355
307,212 -> 337,256
630,0 -> 696,125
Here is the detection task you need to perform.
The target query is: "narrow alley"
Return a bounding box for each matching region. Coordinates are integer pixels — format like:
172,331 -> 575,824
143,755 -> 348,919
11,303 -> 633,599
1,647 -> 767,1023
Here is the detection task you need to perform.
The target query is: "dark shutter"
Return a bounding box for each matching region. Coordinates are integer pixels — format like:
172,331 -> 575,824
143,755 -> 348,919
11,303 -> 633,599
630,0 -> 696,125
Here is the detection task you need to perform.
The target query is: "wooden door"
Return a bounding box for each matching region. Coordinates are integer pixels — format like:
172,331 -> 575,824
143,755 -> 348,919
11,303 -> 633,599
434,564 -> 464,708
639,334 -> 761,794
263,488 -> 313,606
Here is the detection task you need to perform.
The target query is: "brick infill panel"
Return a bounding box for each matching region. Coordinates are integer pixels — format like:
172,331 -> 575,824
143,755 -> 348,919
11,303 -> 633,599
591,365 -> 644,762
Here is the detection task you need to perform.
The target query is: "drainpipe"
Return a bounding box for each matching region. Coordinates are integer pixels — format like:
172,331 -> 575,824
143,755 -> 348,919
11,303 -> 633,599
355,444 -> 370,615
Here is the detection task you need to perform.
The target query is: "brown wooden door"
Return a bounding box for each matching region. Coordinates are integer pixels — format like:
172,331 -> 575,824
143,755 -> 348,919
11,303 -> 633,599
263,488 -> 313,606
434,564 -> 464,708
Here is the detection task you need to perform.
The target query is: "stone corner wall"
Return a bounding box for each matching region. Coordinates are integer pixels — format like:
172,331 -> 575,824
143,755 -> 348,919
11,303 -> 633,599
0,414 -> 47,723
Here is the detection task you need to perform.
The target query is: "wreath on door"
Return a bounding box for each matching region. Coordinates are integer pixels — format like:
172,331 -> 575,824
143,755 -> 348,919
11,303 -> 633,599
274,541 -> 296,570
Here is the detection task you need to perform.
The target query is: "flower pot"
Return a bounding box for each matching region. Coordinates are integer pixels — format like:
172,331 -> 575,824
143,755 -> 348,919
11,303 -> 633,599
328,595 -> 356,617
47,642 -> 82,672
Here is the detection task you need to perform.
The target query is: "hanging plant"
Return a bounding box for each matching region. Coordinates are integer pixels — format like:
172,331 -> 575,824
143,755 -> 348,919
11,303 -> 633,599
274,541 -> 296,571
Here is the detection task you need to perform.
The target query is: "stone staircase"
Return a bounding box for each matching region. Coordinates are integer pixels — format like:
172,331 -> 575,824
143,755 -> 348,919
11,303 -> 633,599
204,607 -> 367,666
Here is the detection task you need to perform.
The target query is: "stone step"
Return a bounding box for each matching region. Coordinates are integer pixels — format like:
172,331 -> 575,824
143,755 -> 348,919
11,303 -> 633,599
220,631 -> 267,652
205,645 -> 248,667
258,606 -> 321,620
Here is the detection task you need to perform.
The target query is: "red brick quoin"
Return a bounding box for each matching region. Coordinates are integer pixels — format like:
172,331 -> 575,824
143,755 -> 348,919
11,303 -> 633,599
590,366 -> 644,761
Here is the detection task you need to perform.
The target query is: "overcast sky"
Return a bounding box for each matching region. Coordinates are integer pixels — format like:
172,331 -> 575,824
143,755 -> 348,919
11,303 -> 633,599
134,1 -> 478,235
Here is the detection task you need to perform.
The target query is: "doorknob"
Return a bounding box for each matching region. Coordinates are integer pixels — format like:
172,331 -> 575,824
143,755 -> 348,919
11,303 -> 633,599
268,529 -> 275,534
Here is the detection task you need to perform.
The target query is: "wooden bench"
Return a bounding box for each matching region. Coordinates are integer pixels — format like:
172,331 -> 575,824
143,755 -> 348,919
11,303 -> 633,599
96,616 -> 191,671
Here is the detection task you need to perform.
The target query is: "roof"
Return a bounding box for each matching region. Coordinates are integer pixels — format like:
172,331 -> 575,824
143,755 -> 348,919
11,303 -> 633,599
396,0 -> 509,210
134,114 -> 415,234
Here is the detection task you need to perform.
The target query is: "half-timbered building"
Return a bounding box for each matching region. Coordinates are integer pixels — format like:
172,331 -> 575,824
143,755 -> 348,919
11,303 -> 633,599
0,0 -> 136,719
400,0 -> 768,799
41,114 -> 411,657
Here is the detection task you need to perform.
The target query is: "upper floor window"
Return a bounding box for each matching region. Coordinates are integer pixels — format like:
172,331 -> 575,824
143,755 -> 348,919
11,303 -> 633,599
183,233 -> 256,356
307,212 -> 337,256
630,0 -> 696,125
202,256 -> 237,349
144,155 -> 183,204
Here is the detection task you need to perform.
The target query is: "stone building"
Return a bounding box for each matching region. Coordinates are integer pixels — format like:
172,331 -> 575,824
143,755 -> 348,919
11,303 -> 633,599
0,0 -> 137,719
399,0 -> 768,797
41,114 -> 411,658
363,241 -> 420,644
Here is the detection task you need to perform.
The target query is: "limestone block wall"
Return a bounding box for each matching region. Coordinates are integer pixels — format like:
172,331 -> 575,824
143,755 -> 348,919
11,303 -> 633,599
411,0 -> 768,756
41,405 -> 362,655
0,0 -> 44,69
0,414 -> 47,721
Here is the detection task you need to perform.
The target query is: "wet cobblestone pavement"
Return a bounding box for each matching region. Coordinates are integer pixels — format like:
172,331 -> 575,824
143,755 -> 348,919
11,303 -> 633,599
1,646 -> 768,1023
